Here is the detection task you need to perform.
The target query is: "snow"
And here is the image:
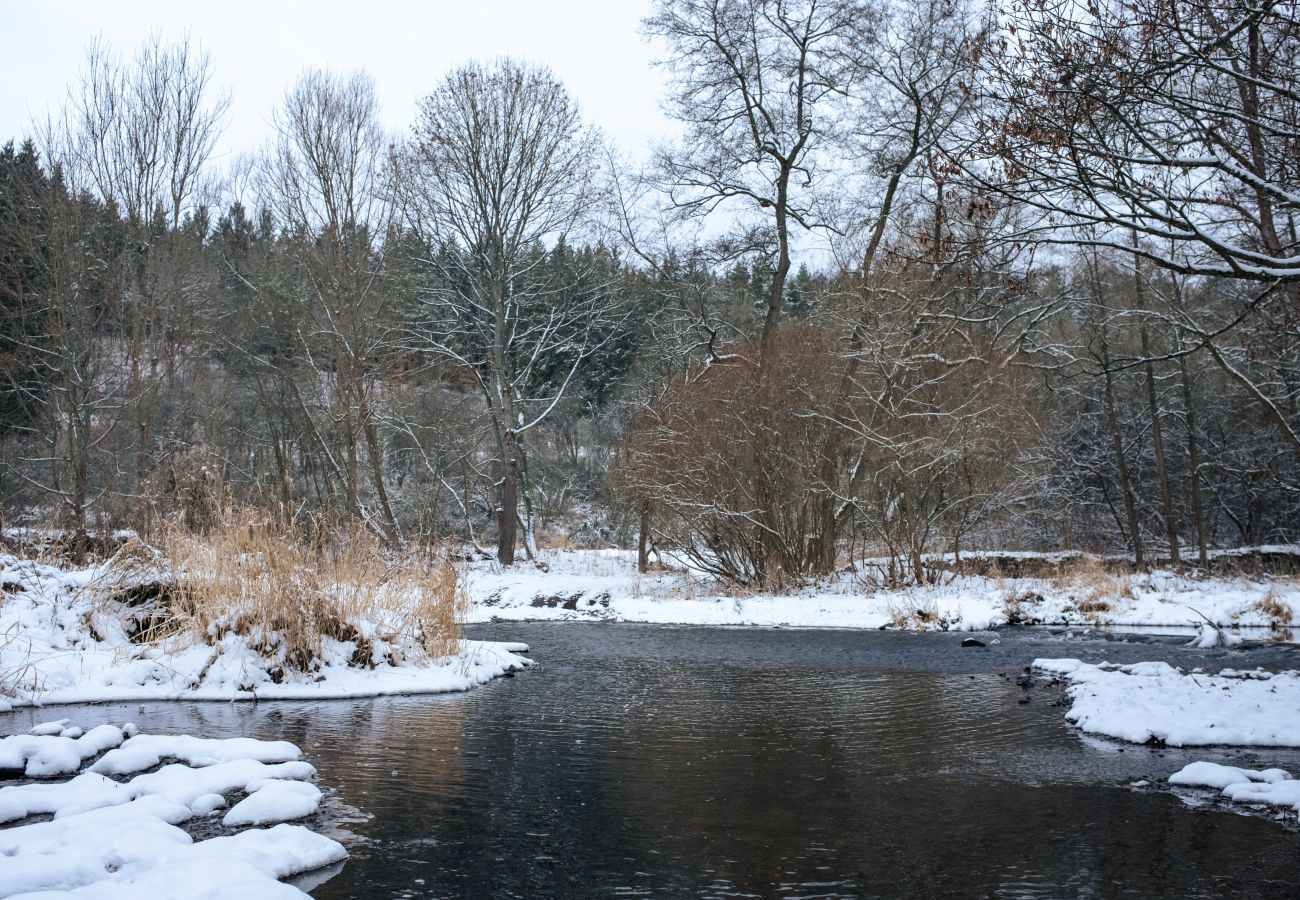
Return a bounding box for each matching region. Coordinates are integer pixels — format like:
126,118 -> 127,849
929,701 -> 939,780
463,548 -> 1300,635
223,779 -> 322,827
1169,761 -> 1300,819
1034,658 -> 1300,746
0,552 -> 531,708
0,724 -> 127,777
1168,761 -> 1292,790
0,722 -> 346,899
90,734 -> 302,776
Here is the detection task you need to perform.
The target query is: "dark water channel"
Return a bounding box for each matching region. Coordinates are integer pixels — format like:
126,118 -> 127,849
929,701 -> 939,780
8,624 -> 1300,898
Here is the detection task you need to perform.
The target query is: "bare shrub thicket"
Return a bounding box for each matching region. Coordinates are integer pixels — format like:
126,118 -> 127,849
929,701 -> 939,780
835,265 -> 1042,585
124,503 -> 464,673
613,325 -> 848,586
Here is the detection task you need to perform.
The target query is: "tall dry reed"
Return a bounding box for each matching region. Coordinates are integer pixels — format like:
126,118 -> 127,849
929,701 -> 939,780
123,503 -> 465,671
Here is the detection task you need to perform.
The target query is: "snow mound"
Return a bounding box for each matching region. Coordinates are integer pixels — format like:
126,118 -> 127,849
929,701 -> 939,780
223,779 -> 323,827
1169,761 -> 1300,817
1035,658 -> 1300,746
91,734 -> 302,776
0,722 -> 345,898
0,724 -> 126,777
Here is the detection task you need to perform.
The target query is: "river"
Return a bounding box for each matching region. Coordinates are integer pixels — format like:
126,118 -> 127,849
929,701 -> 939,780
5,624 -> 1299,898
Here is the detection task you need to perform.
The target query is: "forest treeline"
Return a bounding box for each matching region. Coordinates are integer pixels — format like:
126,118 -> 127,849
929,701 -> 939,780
1,0 -> 1297,583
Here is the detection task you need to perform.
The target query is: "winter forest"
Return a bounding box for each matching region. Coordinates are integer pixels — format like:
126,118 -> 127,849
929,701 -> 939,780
1,0 -> 1297,585
3,2 -> 1300,897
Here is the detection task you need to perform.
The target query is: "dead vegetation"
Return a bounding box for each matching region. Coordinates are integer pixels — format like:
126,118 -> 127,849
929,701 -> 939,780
886,596 -> 960,631
109,504 -> 465,675
1250,587 -> 1295,641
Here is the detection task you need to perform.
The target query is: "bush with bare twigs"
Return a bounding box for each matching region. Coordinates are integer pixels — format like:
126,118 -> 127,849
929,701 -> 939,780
612,326 -> 849,588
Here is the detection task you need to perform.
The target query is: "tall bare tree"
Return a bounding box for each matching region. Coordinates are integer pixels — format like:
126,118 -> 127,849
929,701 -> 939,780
259,70 -> 401,542
401,59 -> 610,565
53,34 -> 229,527
646,0 -> 857,357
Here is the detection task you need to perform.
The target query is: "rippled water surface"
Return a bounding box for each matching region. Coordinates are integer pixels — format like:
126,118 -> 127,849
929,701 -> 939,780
9,624 -> 1300,898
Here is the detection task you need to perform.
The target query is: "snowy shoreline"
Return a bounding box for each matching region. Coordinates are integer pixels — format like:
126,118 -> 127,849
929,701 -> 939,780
0,552 -> 532,711
1034,657 -> 1300,747
464,548 -> 1300,636
0,639 -> 531,710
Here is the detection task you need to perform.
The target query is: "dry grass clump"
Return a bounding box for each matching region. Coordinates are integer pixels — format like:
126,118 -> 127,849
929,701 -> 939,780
1251,586 -> 1295,641
118,504 -> 465,673
1001,589 -> 1045,625
887,597 -> 947,630
1052,556 -> 1132,623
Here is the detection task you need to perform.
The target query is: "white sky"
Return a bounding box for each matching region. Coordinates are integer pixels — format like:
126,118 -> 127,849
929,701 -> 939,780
0,0 -> 676,169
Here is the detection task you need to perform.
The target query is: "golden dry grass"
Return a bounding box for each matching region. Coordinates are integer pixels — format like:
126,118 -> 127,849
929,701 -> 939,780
887,596 -> 941,630
1251,586 -> 1295,641
115,503 -> 465,672
1049,556 -> 1132,622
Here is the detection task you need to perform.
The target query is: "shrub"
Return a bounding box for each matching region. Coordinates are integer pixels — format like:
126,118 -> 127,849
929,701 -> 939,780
611,325 -> 849,587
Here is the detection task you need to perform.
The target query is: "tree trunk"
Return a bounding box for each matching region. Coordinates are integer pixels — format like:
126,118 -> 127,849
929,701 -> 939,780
1100,335 -> 1145,567
497,448 -> 518,566
1132,250 -> 1179,564
637,502 -> 650,574
1178,354 -> 1210,568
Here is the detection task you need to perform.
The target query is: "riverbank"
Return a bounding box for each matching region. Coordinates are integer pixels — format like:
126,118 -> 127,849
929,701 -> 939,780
466,548 -> 1300,638
0,552 -> 531,710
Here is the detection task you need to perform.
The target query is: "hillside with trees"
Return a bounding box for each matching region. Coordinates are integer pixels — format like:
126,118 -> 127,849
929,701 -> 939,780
1,0 -> 1297,585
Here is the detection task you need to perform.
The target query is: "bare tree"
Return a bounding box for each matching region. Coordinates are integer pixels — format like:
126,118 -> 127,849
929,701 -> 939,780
645,0 -> 857,357
401,59 -> 611,565
981,0 -> 1300,280
68,33 -> 227,229
257,70 -> 402,543
53,33 -> 229,528
978,0 -> 1300,460
0,147 -> 124,556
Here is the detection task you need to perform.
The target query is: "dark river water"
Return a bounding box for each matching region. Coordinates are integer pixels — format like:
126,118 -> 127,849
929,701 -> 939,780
6,624 -> 1300,898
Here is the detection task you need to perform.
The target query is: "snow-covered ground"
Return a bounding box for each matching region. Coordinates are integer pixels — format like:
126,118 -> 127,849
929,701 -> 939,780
0,720 -> 345,898
0,553 -> 531,709
1034,658 -> 1300,747
465,548 -> 1300,636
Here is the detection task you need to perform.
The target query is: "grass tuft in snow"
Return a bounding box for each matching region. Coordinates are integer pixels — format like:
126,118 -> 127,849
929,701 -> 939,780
1250,587 -> 1295,641
115,504 -> 466,675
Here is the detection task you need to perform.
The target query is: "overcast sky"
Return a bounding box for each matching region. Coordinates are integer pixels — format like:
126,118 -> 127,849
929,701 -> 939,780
0,0 -> 676,168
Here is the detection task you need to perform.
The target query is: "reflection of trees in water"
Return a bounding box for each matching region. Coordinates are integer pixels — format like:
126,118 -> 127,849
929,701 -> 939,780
38,650 -> 1300,897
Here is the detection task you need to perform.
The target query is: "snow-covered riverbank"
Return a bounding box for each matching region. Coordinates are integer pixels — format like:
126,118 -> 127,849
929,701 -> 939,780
1034,658 -> 1300,747
466,548 -> 1300,636
0,554 -> 531,710
0,720 -> 345,898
